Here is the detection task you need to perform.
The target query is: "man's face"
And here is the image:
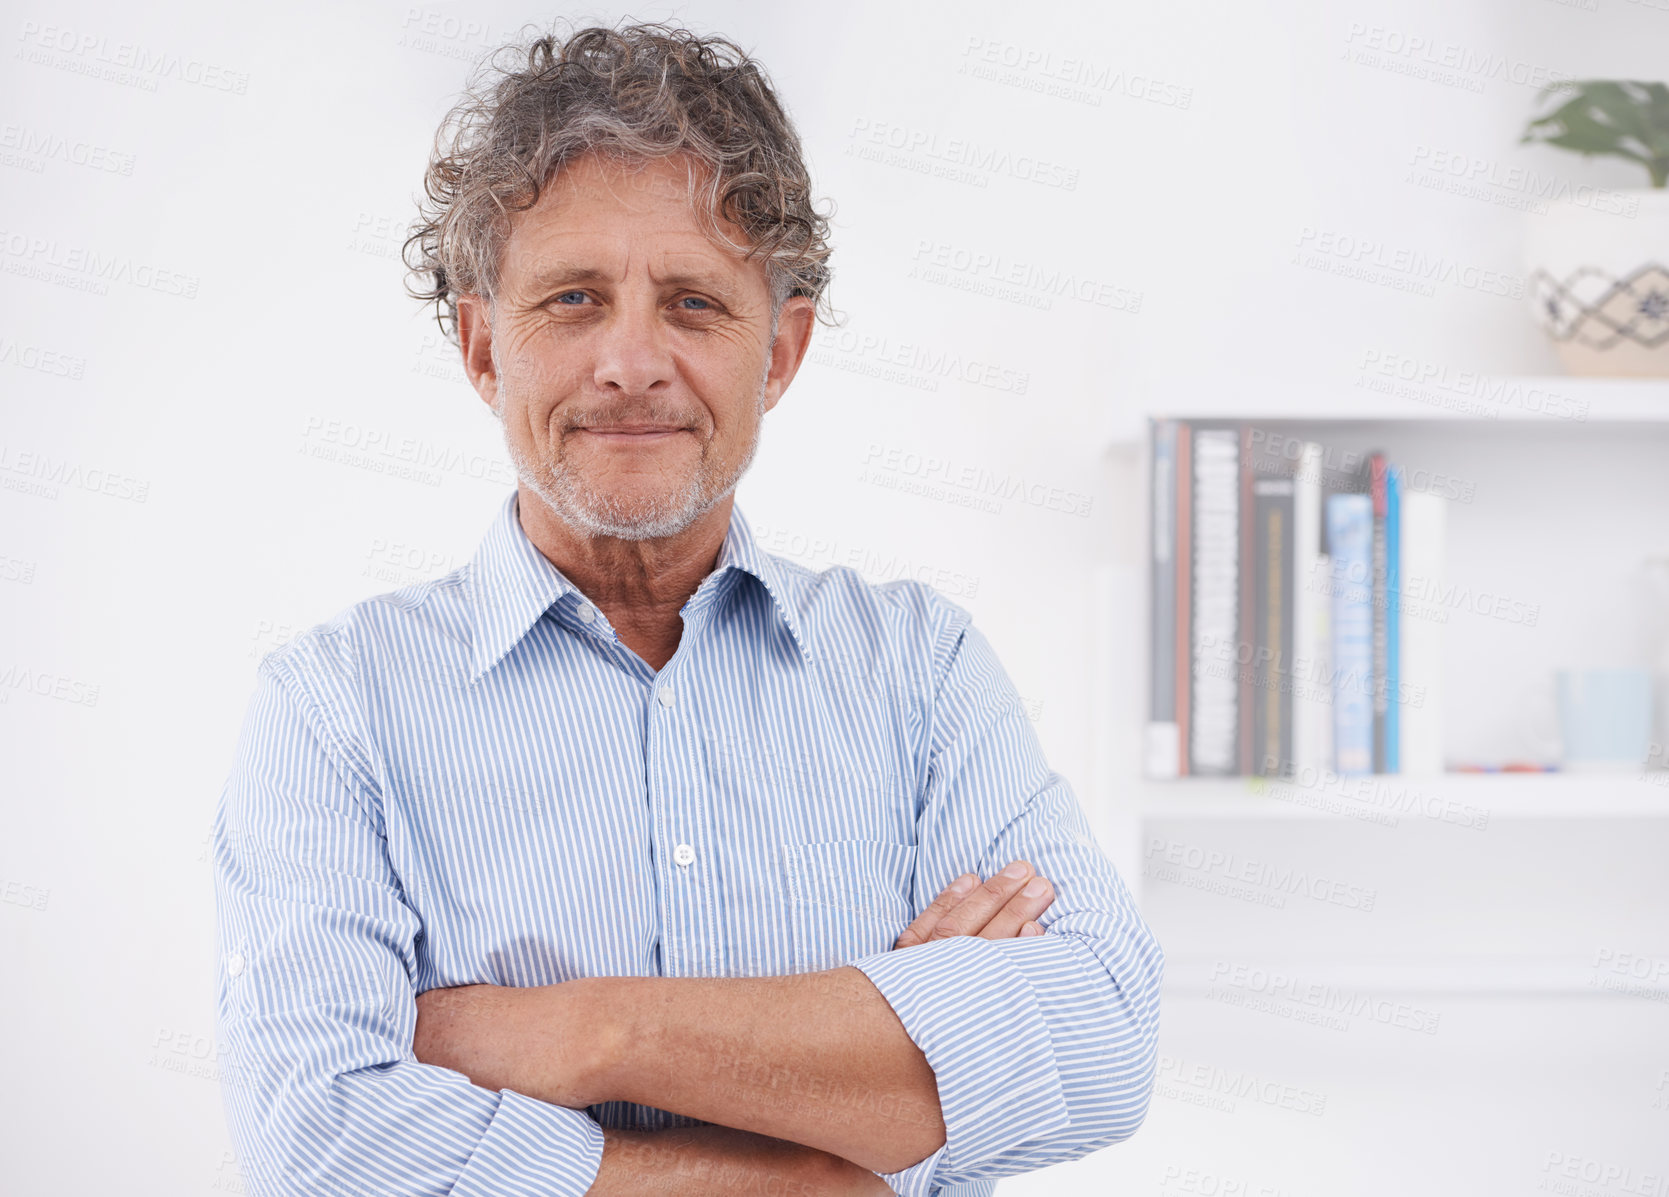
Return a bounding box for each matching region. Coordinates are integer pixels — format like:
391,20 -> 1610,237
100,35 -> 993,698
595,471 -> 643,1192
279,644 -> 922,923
463,149 -> 811,541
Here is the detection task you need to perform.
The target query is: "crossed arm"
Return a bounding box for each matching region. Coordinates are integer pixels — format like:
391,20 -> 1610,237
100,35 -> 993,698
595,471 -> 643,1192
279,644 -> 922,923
216,622 -> 1164,1197
412,863 -> 1058,1194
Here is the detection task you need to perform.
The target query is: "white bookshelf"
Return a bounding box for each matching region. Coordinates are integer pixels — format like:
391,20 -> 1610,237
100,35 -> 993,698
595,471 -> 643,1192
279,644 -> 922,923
1096,385 -> 1669,802
1137,772 -> 1669,822
1096,378 -> 1669,444
1092,379 -> 1669,993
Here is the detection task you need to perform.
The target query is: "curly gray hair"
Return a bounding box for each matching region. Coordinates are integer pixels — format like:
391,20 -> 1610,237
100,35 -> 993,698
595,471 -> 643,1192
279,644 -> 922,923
403,19 -> 836,344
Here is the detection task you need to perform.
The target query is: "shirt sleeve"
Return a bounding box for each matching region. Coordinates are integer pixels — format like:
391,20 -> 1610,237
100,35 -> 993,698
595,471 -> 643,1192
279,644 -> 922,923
849,610 -> 1165,1195
211,650 -> 605,1197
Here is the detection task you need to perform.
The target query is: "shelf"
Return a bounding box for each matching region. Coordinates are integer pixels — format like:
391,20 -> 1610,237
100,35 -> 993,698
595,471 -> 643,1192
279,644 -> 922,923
1157,953 -> 1669,997
1118,376 -> 1669,434
1137,772 -> 1669,821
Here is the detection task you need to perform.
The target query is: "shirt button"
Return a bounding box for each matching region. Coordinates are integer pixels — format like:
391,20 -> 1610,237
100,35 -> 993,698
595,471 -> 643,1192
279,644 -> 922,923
657,687 -> 676,708
673,843 -> 696,866
226,952 -> 246,978
576,604 -> 596,623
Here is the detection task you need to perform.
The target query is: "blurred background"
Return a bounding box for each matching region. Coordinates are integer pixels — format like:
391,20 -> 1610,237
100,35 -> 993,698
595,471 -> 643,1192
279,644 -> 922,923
3,0 -> 1667,1192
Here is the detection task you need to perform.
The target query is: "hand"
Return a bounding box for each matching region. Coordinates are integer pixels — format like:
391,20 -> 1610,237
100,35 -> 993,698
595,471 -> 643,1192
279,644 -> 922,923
893,859 -> 1054,949
587,1124 -> 894,1196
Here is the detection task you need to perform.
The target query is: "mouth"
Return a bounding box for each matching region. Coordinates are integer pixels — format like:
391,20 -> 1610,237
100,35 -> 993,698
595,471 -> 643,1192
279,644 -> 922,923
574,426 -> 691,444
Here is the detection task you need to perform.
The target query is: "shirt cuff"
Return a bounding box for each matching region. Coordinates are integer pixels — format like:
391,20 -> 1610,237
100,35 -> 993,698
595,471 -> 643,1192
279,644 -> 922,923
450,1088 -> 605,1197
874,1141 -> 947,1196
850,935 -> 1070,1188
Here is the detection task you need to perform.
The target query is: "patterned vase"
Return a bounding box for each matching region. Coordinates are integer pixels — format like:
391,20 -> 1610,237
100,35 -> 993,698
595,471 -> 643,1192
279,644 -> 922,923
1525,189 -> 1669,377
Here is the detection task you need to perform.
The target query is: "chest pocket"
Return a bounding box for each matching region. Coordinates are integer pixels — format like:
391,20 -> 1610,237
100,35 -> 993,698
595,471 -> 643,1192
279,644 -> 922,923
784,839 -> 918,972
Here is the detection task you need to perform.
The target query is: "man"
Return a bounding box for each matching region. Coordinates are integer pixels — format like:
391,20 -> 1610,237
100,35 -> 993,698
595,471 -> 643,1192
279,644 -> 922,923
211,21 -> 1163,1197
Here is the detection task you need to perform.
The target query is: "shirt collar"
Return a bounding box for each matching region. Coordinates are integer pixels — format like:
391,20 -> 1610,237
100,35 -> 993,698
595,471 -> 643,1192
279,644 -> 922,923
466,490 -> 811,682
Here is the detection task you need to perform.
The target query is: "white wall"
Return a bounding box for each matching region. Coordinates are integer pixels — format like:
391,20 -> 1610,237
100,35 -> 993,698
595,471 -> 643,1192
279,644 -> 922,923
3,0 -> 1667,1193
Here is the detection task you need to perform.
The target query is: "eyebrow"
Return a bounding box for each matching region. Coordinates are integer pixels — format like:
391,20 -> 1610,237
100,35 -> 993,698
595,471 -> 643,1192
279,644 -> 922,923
525,260 -> 743,303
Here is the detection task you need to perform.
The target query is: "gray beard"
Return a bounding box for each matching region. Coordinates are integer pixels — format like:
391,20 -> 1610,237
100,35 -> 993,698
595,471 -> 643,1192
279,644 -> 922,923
493,353 -> 770,542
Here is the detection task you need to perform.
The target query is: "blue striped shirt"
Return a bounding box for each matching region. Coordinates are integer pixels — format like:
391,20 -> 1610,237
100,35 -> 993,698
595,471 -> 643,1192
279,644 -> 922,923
211,489 -> 1164,1197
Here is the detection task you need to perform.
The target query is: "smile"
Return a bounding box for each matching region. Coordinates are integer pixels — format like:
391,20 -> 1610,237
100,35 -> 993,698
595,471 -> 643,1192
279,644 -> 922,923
575,428 -> 689,443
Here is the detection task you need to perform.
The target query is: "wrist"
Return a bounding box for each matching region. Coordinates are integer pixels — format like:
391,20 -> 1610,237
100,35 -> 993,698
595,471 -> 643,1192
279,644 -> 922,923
555,975 -> 636,1107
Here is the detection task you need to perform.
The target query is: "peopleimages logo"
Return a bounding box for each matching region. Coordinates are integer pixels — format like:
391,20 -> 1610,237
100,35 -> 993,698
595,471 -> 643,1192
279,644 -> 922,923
1294,224 -> 1525,300
957,36 -> 1194,110
0,230 -> 200,298
1357,349 -> 1590,421
809,328 -> 1031,395
0,124 -> 136,174
1341,23 -> 1568,92
1144,836 -> 1378,911
848,117 -> 1080,191
911,238 -> 1142,313
1406,145 -> 1640,218
1207,961 -> 1443,1034
298,416 -> 516,488
15,21 -> 251,94
859,443 -> 1094,518
1156,1054 -> 1329,1117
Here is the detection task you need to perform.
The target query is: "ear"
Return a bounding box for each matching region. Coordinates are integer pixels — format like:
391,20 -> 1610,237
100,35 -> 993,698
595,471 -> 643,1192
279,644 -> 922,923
457,294 -> 500,414
761,295 -> 817,414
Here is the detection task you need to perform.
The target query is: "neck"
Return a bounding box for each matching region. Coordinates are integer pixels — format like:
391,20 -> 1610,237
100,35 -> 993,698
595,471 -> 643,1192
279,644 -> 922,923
515,486 -> 733,671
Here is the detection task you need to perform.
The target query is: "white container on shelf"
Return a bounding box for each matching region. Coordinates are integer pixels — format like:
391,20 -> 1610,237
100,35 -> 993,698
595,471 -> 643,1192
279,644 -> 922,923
1524,189 -> 1669,378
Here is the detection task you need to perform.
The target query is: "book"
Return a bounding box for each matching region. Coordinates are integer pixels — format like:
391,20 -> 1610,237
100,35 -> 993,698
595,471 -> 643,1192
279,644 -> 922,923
1237,427 -> 1257,775
1327,492 -> 1375,776
1175,424 -> 1193,777
1365,454 -> 1390,772
1146,420 -> 1180,779
1398,489 -> 1445,774
1190,426 -> 1240,775
1290,442 -> 1328,779
1384,464 -> 1402,774
1253,474 -> 1296,776
1146,432 -> 1436,780
1312,550 -> 1334,775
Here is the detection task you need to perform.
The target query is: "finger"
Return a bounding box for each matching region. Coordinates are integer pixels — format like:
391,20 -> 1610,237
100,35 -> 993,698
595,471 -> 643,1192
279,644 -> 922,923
894,872 -> 978,948
1020,920 -> 1044,937
926,860 -> 1034,940
973,875 -> 1055,942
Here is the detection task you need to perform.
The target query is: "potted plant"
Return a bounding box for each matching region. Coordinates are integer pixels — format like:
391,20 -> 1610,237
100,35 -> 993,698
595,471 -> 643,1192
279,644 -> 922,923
1521,81 -> 1669,377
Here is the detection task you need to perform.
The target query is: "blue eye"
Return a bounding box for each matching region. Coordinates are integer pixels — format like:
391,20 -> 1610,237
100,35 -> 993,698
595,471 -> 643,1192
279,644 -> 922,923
679,296 -> 711,310
553,291 -> 588,305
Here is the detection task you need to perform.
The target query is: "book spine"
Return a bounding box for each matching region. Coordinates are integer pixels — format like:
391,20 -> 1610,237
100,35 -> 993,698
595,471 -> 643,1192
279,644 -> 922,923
1314,551 -> 1334,774
1146,420 -> 1180,778
1291,442 -> 1325,779
1368,454 -> 1389,773
1384,465 -> 1402,774
1237,426 -> 1256,775
1328,493 -> 1375,776
1253,477 -> 1296,777
1175,425 -> 1192,777
1399,490 -> 1445,774
1190,427 -> 1240,775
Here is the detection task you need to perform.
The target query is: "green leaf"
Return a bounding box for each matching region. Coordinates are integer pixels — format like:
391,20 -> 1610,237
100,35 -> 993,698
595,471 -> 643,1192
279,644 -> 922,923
1521,78 -> 1669,187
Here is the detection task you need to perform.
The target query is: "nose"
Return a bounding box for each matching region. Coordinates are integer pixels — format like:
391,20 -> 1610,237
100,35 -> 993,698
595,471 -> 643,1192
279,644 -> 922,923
591,296 -> 675,398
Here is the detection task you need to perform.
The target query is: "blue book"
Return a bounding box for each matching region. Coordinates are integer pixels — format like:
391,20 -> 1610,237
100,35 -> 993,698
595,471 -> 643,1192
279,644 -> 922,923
1327,493 -> 1374,775
1384,466 -> 1401,773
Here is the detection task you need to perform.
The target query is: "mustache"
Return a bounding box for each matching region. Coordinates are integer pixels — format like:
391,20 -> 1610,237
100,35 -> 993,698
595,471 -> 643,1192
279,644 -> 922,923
560,403 -> 707,431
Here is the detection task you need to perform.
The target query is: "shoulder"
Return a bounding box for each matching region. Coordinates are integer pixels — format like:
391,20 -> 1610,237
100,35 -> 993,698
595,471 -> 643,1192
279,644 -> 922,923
256,568 -> 473,713
761,550 -> 979,680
